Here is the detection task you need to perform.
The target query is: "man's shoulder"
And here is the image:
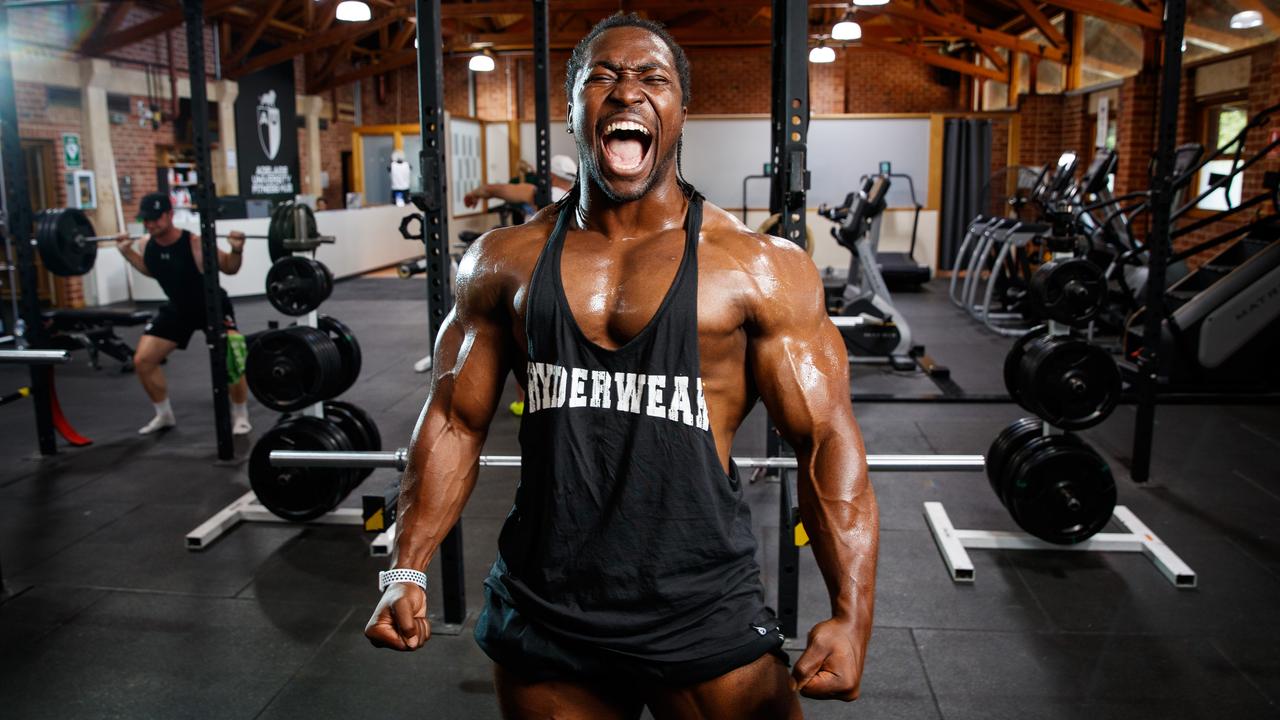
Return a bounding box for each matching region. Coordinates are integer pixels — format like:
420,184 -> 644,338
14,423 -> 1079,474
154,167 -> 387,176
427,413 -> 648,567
460,207 -> 558,279
697,199 -> 813,271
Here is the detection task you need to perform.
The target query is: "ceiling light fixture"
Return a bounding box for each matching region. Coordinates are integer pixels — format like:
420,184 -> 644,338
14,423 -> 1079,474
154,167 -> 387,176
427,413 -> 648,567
853,0 -> 889,7
469,49 -> 496,72
832,10 -> 863,41
335,0 -> 370,22
809,40 -> 836,63
1229,10 -> 1263,29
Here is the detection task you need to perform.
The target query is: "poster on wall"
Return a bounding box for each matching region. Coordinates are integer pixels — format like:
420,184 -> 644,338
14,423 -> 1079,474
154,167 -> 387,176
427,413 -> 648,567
234,61 -> 299,199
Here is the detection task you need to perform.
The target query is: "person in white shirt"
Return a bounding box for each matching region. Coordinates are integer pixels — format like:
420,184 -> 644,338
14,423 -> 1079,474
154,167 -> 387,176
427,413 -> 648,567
390,150 -> 412,206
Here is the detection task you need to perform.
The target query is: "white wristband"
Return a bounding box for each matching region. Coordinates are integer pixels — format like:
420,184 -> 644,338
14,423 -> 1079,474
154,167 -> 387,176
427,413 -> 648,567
378,569 -> 427,592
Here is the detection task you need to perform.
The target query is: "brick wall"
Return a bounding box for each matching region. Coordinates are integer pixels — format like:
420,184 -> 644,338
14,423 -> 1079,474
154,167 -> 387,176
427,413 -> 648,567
14,81 -> 90,306
1171,43 -> 1279,266
102,6 -> 217,77
989,116 -> 1011,217
844,49 -> 964,113
1016,92 -> 1067,168
109,96 -> 177,220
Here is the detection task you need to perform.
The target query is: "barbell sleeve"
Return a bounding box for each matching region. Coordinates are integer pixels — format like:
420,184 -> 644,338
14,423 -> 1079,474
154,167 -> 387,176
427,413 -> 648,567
269,450 -> 985,473
0,349 -> 71,365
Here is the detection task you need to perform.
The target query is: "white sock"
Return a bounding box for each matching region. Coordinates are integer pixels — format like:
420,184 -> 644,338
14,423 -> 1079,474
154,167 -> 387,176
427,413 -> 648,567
231,401 -> 252,435
139,399 -> 176,435
154,398 -> 174,419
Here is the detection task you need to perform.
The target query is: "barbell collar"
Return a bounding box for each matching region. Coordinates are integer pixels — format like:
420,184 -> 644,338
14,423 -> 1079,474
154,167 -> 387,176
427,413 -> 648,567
269,450 -> 985,473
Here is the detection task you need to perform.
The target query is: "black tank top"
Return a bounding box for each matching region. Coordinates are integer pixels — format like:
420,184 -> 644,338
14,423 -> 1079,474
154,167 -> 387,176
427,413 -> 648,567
487,193 -> 773,662
144,230 -> 227,316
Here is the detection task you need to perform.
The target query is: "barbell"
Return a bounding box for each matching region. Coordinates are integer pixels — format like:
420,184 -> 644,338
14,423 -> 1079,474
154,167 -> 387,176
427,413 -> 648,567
33,204 -> 334,277
269,450 -> 987,473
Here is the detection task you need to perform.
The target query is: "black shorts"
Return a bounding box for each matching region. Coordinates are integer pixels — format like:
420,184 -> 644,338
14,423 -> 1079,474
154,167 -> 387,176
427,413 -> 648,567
474,581 -> 788,687
143,301 -> 237,350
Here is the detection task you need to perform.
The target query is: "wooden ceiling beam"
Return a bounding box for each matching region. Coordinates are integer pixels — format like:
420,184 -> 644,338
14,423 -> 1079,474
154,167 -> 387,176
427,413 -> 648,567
439,0 -> 772,16
1011,0 -> 1068,47
222,0 -> 287,67
312,48 -> 417,94
78,0 -> 135,54
975,40 -> 1008,72
229,8 -> 408,78
872,5 -> 1066,61
316,36 -> 356,86
1038,0 -> 1162,30
83,0 -> 240,56
859,37 -> 1008,81
388,20 -> 416,52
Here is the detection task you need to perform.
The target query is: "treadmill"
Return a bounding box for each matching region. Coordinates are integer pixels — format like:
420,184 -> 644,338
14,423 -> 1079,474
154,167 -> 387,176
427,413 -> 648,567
874,172 -> 931,289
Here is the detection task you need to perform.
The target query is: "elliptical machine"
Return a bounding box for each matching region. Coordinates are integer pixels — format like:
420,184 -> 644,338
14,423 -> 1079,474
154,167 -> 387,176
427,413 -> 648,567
819,174 -> 916,370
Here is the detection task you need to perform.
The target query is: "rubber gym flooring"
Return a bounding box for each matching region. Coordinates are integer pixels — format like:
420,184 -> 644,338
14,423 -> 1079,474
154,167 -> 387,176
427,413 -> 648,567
1,276 -> 1278,719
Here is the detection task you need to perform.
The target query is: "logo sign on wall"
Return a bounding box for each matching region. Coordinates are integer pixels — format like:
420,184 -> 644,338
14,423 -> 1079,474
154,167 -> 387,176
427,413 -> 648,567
235,61 -> 299,199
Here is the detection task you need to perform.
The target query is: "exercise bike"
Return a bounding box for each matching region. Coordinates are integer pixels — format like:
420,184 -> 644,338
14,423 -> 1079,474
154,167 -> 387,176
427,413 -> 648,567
819,174 -> 917,370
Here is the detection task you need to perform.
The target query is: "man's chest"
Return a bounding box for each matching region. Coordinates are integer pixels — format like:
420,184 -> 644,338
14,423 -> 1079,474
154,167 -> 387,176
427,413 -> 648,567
510,234 -> 744,352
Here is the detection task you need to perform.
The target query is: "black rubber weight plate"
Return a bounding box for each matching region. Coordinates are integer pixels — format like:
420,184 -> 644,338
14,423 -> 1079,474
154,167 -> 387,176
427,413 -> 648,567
318,315 -> 361,396
324,401 -> 382,482
986,417 -> 1042,505
249,416 -> 353,522
1003,325 -> 1048,410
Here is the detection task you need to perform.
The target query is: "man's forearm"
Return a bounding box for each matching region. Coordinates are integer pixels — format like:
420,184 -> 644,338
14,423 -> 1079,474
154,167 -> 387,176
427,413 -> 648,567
392,409 -> 487,571
797,433 -> 879,625
220,251 -> 243,274
121,248 -> 150,276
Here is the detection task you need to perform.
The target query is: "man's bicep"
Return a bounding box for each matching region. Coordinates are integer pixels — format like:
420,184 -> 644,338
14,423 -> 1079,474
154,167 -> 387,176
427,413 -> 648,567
435,311 -> 511,432
748,253 -> 854,444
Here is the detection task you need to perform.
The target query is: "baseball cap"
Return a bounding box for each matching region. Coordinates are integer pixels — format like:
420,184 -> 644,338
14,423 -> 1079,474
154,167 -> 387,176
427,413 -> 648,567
137,192 -> 172,221
550,155 -> 577,181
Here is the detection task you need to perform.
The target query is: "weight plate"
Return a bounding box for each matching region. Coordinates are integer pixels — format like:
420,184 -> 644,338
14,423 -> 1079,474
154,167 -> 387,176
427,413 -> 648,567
1018,336 -> 1121,430
986,417 -> 1042,504
249,415 -> 357,522
1003,434 -> 1116,545
1031,258 -> 1106,327
1003,325 -> 1048,410
317,315 -> 361,396
268,202 -> 320,263
325,400 -> 382,482
245,326 -> 342,411
37,208 -> 97,276
266,257 -> 328,316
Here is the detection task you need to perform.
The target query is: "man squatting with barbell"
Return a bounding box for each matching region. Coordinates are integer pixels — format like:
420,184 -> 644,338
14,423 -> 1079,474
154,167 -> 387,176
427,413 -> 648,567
114,192 -> 253,436
366,14 -> 878,719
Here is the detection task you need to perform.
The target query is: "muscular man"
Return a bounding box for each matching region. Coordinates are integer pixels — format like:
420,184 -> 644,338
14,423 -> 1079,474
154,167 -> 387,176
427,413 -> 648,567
463,154 -> 578,210
115,193 -> 252,436
366,15 -> 878,718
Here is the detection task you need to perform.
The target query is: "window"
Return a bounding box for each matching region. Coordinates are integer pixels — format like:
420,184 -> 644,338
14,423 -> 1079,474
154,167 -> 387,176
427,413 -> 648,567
1195,101 -> 1248,211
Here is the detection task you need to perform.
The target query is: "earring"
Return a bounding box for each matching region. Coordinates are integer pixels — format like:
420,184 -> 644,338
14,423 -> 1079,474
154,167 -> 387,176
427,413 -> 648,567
566,127 -> 573,134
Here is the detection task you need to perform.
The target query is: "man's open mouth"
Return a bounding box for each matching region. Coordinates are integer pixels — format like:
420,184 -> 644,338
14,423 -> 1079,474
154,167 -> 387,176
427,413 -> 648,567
600,119 -> 653,177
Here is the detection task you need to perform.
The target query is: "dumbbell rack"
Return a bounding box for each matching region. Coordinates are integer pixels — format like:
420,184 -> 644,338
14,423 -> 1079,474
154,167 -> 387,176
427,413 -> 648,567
928,246 -> 1198,588
185,205 -> 394,556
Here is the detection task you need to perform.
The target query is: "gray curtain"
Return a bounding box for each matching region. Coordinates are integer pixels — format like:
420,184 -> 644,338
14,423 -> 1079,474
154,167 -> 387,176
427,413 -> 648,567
939,119 -> 992,271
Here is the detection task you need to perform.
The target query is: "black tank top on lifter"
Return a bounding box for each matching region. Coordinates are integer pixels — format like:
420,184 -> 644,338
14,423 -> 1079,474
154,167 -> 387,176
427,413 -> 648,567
144,230 -> 228,317
486,192 -> 775,663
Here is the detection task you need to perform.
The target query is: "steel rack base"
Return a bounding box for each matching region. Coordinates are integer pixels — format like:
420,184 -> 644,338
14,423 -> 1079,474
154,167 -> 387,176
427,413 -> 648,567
923,501 -> 1197,588
185,490 -> 396,557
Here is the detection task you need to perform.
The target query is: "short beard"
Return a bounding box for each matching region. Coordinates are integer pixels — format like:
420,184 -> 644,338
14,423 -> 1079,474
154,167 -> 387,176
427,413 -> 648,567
578,136 -> 677,203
